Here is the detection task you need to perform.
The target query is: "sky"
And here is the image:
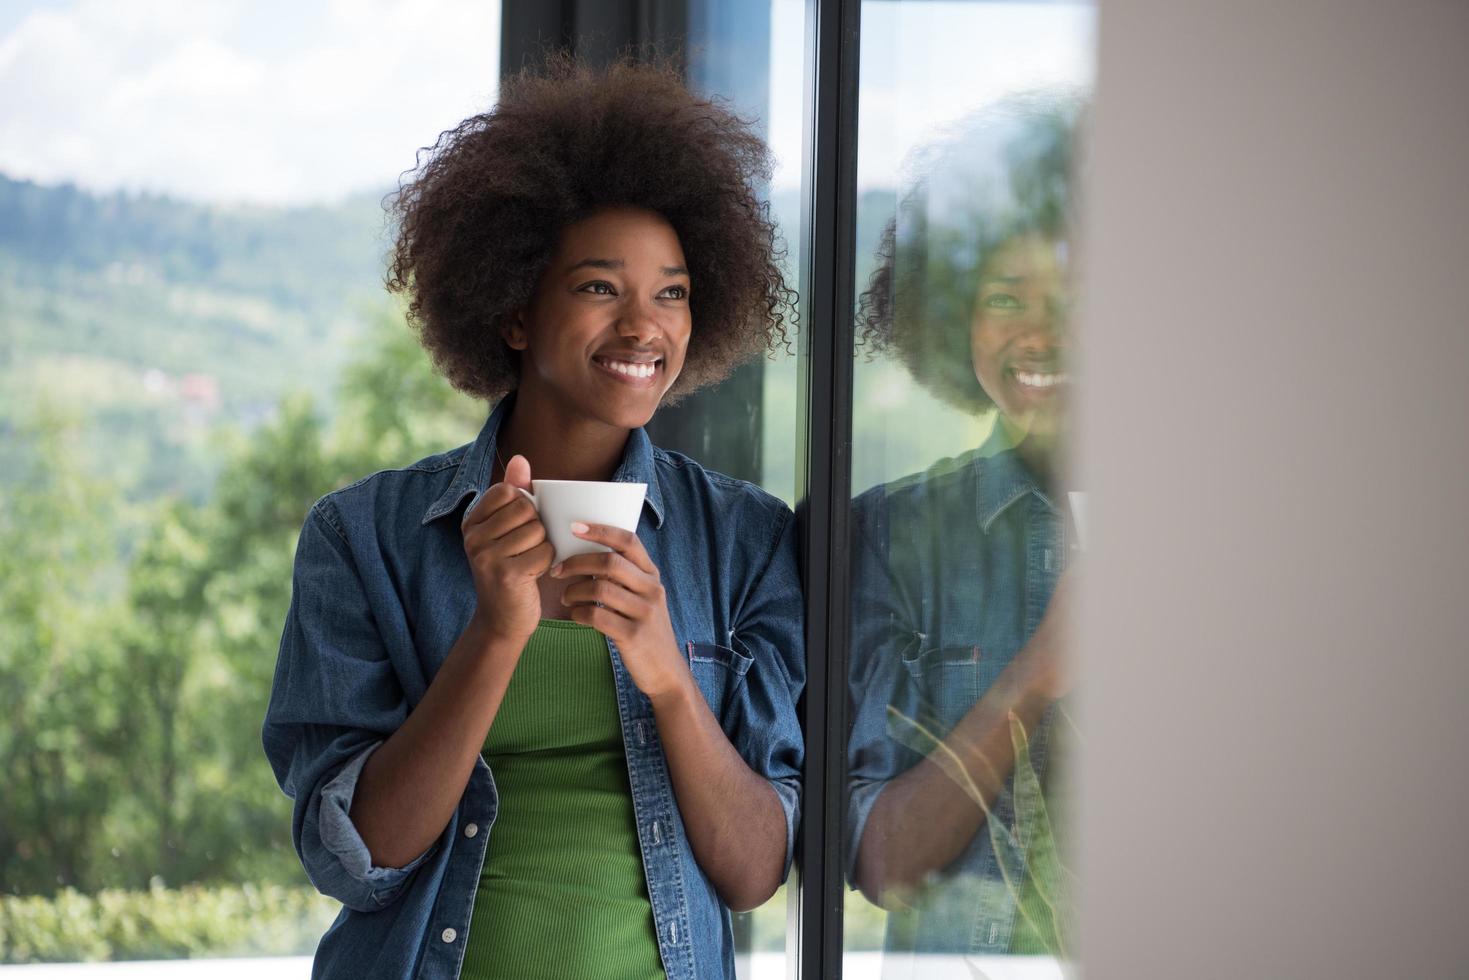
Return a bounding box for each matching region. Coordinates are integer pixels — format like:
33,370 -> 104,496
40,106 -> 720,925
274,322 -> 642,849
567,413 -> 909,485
850,2 -> 1092,191
0,0 -> 501,206
0,0 -> 1091,206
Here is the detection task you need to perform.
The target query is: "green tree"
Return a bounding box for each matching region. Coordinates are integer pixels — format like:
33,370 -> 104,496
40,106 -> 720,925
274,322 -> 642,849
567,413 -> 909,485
3,306 -> 484,897
107,308 -> 481,890
331,306 -> 486,477
0,407 -> 129,895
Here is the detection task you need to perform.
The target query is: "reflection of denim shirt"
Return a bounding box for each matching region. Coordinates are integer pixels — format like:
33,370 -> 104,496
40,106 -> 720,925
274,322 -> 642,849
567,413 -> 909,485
846,435 -> 1067,955
262,395 -> 804,980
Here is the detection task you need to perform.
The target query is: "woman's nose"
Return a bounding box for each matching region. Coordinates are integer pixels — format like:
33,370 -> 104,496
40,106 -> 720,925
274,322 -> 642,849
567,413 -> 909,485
1046,292 -> 1073,337
1014,294 -> 1070,348
616,297 -> 662,343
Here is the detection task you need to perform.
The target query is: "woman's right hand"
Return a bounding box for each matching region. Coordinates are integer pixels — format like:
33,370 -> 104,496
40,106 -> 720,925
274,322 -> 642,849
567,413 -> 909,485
460,454 -> 554,648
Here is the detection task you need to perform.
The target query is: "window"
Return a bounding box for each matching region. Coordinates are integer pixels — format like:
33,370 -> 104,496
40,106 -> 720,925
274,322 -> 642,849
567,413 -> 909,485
826,2 -> 1093,977
0,1 -> 1094,974
0,0 -> 504,967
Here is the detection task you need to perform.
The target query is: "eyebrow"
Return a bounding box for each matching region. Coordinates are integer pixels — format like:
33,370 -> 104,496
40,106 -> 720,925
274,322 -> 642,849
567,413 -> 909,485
567,258 -> 622,274
979,275 -> 1025,286
566,258 -> 689,277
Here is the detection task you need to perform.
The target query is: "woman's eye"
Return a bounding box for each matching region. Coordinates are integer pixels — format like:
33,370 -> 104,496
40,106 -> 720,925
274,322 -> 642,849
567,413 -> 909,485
983,293 -> 1023,311
580,281 -> 616,295
660,285 -> 688,300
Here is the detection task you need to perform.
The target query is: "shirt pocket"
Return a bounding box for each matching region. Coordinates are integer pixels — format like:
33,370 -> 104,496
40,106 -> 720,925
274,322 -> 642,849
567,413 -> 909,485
898,644 -> 1006,734
688,641 -> 755,723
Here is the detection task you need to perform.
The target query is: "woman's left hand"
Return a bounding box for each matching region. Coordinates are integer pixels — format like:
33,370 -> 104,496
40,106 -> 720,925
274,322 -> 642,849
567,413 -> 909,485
551,523 -> 692,703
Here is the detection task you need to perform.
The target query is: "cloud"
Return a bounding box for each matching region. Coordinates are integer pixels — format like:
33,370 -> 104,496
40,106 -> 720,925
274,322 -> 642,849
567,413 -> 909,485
855,2 -> 1094,192
0,0 -> 501,205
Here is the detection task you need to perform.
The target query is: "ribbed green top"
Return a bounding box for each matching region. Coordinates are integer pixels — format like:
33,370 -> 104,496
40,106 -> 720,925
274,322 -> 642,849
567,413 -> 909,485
459,619 -> 665,980
1008,721 -> 1072,956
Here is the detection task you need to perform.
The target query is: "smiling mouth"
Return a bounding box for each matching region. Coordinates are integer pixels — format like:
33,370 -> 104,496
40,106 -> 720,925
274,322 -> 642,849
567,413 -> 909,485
1011,368 -> 1071,391
593,355 -> 662,381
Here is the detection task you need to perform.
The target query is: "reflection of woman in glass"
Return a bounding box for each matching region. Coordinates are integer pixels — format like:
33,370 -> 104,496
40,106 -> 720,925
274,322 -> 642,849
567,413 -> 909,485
847,98 -> 1081,961
262,60 -> 803,980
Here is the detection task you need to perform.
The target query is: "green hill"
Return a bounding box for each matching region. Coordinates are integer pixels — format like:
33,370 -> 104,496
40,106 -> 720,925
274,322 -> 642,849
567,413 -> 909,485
0,174 -> 398,501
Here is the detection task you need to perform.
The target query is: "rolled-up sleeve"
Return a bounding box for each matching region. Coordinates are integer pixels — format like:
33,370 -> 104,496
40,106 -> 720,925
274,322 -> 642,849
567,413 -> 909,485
261,502 -> 438,912
729,506 -> 806,881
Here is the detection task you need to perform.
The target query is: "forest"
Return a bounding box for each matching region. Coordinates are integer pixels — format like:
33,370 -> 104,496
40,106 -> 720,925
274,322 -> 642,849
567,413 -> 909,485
0,173 -> 488,959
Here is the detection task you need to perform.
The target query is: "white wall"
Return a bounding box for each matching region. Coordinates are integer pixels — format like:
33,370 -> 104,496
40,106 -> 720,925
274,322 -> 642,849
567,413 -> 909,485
1078,3 -> 1469,977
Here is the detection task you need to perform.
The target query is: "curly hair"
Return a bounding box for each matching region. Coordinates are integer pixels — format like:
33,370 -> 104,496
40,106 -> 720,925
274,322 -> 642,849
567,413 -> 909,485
857,96 -> 1081,415
386,56 -> 794,404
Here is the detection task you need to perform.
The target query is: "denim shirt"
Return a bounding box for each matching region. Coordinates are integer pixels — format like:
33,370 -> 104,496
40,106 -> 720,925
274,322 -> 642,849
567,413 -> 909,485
845,435 -> 1068,956
262,396 -> 805,980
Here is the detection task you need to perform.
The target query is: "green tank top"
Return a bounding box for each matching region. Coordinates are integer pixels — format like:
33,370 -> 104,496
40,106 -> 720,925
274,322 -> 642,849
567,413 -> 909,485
459,619 -> 666,980
1008,717 -> 1073,956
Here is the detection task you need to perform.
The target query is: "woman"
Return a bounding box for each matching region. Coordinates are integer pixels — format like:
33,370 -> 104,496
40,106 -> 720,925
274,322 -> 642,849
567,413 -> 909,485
845,98 -> 1081,964
262,59 -> 804,980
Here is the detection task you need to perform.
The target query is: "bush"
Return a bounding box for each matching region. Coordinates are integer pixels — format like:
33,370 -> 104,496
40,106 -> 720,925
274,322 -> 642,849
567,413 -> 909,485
0,882 -> 338,964
2,881 -> 890,963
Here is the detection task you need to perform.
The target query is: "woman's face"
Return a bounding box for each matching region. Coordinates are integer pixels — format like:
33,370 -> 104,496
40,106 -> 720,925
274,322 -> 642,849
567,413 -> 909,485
970,232 -> 1071,449
506,207 -> 692,432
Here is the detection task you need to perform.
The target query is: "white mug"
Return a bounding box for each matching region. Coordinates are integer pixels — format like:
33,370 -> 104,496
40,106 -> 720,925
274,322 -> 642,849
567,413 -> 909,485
511,479 -> 647,564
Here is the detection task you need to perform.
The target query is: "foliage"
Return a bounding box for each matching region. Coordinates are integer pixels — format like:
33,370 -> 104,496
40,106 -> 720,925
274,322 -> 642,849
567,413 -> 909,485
0,406 -> 132,894
0,881 -> 872,965
0,173 -> 385,310
0,173 -> 391,507
1,306 -> 482,899
0,884 -> 337,963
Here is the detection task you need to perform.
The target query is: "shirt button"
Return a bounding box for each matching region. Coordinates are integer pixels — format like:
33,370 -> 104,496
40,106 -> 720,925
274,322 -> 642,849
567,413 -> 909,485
441,927 -> 457,944
463,823 -> 479,838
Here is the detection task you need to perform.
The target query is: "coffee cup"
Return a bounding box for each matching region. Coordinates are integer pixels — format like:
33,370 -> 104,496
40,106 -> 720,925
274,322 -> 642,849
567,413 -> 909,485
509,480 -> 647,563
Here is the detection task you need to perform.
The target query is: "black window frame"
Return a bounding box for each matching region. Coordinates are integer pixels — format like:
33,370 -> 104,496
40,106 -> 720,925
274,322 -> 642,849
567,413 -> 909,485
793,0 -> 862,977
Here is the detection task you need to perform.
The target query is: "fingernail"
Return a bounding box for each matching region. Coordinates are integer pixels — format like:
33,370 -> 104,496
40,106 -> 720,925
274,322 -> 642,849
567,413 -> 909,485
570,521 -> 589,534
550,563 -> 563,577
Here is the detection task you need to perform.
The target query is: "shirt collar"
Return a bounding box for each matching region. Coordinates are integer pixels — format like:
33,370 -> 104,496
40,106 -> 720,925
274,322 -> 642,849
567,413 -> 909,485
420,392 -> 666,528
974,421 -> 1057,533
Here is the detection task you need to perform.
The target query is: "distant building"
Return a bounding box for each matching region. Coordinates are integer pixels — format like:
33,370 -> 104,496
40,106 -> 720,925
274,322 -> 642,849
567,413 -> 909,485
178,373 -> 220,414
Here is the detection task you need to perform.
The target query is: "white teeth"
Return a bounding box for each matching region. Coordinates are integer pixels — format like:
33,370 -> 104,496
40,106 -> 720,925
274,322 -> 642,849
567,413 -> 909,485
1014,371 -> 1070,389
602,359 -> 656,379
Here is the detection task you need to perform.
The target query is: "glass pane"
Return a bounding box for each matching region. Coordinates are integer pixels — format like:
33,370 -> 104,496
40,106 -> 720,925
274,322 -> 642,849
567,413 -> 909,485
756,0 -> 811,513
0,1 -> 501,970
681,4 -> 812,977
843,3 -> 1094,978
